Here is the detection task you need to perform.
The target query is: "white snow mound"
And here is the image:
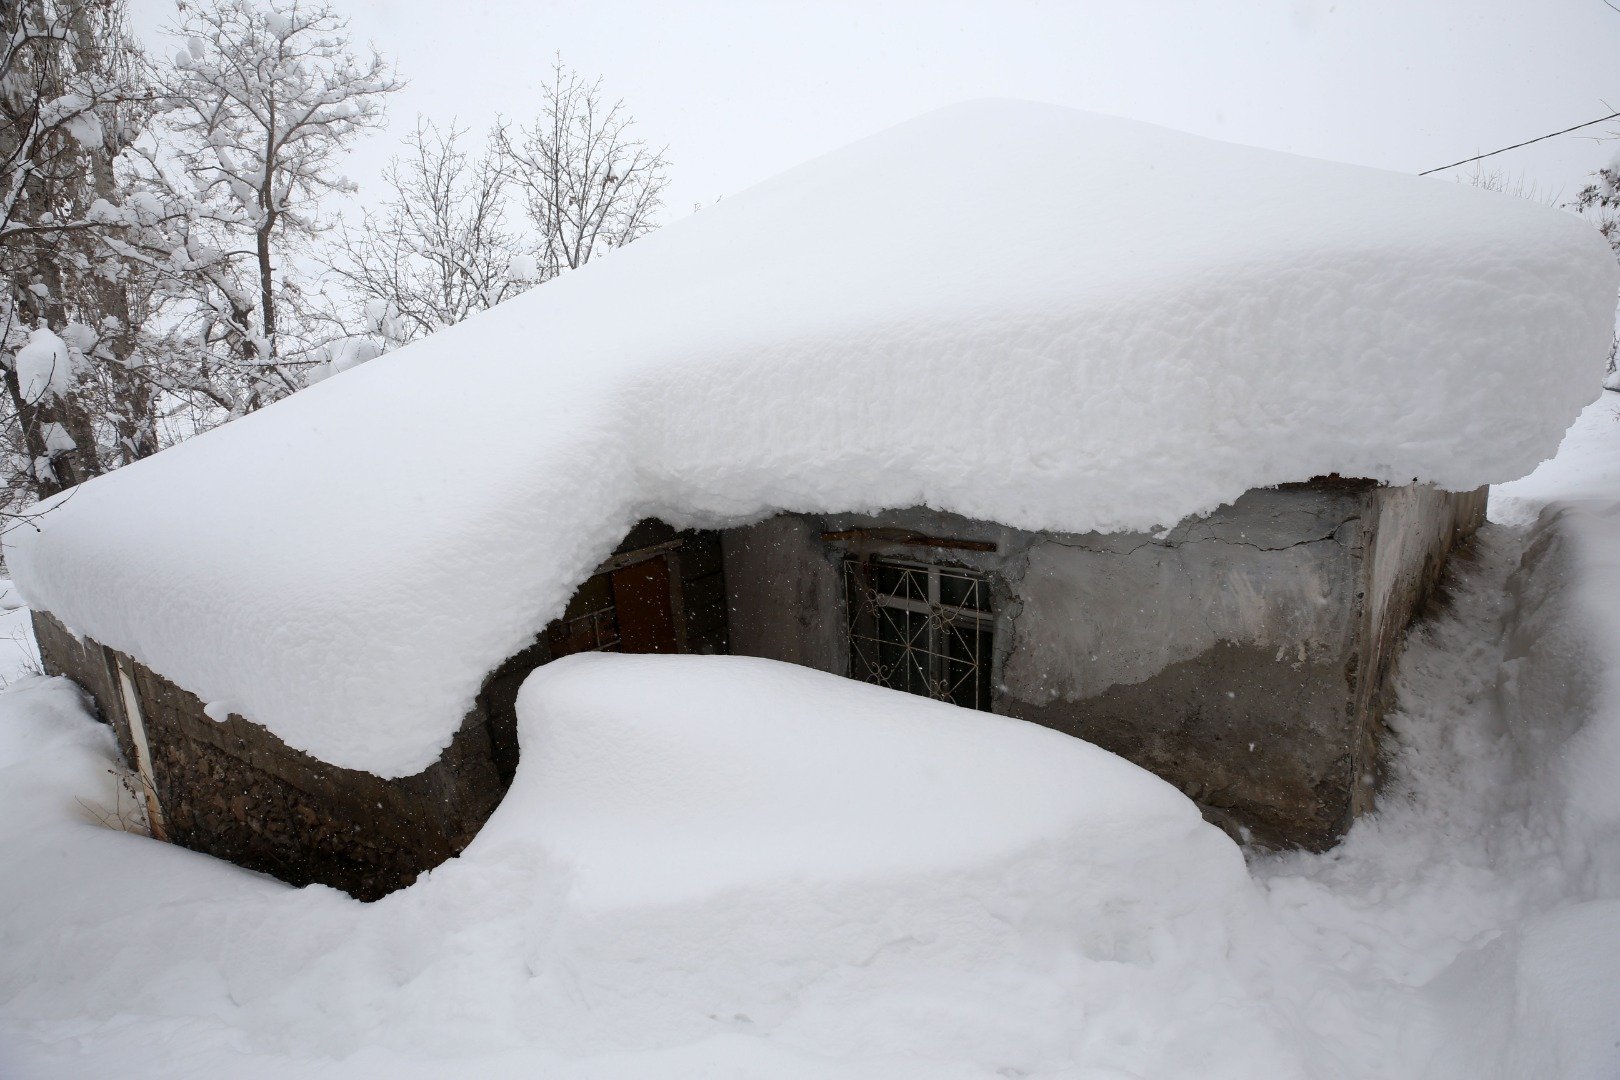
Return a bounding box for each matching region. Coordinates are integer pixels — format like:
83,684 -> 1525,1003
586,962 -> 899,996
6,99 -> 1616,775
0,655 -> 1263,1073
503,653 -> 1243,910
466,654 -> 1253,1054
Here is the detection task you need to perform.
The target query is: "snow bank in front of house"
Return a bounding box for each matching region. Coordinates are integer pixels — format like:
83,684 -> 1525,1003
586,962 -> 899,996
502,654 -> 1247,913
6,99 -> 1617,776
2,657 -> 1287,1077
465,655 -> 1260,1061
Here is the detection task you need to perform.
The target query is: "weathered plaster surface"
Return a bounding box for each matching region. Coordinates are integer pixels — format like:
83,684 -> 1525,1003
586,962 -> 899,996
1001,485 -> 1368,704
723,514 -> 845,674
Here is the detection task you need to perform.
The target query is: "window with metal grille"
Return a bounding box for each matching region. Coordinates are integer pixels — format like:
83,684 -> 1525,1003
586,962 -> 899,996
844,556 -> 993,710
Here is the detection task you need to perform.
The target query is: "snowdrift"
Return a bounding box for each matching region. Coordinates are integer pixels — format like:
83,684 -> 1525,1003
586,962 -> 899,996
1413,493 -> 1620,1080
1,656 -> 1272,1076
480,655 -> 1254,1057
7,99 -> 1617,775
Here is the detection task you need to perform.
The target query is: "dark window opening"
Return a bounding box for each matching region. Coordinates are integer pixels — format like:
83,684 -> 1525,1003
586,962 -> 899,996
844,556 -> 993,710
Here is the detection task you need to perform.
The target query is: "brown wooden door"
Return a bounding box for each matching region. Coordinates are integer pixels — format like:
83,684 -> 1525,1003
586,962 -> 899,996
610,555 -> 680,653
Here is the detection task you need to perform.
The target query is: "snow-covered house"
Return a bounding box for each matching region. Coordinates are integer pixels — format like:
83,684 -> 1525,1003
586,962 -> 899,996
11,102 -> 1615,898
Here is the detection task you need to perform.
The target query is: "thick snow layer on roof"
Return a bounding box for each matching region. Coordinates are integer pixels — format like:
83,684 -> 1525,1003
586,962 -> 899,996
7,100 -> 1617,775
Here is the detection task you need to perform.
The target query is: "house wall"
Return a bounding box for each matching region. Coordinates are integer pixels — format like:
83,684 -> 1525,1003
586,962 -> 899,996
33,522 -> 727,900
478,522 -> 727,786
723,481 -> 1484,849
33,609 -> 502,900
32,485 -> 1481,896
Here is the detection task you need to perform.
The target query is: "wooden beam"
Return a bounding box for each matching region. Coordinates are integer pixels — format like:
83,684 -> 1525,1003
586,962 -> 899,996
820,529 -> 998,553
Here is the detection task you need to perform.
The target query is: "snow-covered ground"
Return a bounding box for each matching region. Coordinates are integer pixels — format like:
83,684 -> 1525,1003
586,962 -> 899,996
0,581 -> 39,689
2,396 -> 1620,1078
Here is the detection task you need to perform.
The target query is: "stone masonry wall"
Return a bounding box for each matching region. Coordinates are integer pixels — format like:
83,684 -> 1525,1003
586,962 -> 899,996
34,609 -> 503,900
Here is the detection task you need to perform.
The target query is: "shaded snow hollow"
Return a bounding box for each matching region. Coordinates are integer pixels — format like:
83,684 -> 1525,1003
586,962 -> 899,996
6,100 -> 1617,776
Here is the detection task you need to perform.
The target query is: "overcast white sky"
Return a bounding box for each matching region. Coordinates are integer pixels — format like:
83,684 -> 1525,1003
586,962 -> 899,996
128,0 -> 1620,223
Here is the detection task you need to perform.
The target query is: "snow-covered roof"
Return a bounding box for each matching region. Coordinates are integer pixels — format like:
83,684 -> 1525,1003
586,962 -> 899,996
8,100 -> 1616,777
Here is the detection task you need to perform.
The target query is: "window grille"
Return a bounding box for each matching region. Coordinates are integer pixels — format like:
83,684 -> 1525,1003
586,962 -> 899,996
546,574 -> 622,655
844,556 -> 993,710
548,603 -> 621,654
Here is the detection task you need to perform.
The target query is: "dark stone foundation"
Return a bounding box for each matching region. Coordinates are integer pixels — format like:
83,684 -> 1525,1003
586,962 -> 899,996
34,609 -> 502,900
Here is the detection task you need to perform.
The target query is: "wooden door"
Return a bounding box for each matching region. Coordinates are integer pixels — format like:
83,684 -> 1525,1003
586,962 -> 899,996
610,555 -> 680,653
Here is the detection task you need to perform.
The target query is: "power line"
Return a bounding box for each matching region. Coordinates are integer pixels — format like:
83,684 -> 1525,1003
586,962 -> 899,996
1419,110 -> 1620,176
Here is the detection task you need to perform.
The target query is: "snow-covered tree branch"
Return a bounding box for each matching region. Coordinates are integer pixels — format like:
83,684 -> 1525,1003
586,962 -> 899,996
327,119 -> 534,349
158,0 -> 401,362
494,59 -> 670,279
0,0 -> 156,508
0,0 -> 403,519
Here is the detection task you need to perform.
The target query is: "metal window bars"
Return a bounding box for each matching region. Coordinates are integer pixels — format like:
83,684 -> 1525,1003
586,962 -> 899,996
552,605 -> 621,653
545,580 -> 623,656
844,556 -> 993,711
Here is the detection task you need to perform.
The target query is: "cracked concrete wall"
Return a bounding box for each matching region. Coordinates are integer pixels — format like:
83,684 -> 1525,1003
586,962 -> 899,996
721,481 -> 1482,850
998,484 -> 1378,848
723,514 -> 846,674
1000,485 -> 1368,705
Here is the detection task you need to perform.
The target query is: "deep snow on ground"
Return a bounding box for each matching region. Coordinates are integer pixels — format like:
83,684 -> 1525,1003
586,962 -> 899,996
8,100 -> 1616,780
0,581 -> 37,689
2,397 -> 1620,1078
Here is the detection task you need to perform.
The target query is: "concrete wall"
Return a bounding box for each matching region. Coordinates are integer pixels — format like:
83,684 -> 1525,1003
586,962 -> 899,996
723,481 -> 1484,849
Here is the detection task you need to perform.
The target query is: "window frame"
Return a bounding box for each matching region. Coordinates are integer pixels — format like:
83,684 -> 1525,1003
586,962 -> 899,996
843,554 -> 995,711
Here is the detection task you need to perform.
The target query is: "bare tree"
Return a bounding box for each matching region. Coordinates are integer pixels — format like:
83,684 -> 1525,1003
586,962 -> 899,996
494,60 -> 670,280
328,120 -> 533,348
158,0 -> 400,365
322,61 -> 669,374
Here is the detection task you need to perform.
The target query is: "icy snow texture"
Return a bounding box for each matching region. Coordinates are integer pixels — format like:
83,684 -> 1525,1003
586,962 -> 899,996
6,100 -> 1617,776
